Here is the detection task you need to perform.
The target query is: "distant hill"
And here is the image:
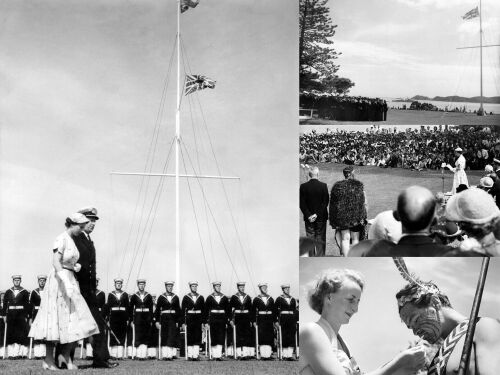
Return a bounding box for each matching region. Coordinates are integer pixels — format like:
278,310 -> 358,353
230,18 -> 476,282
410,95 -> 500,104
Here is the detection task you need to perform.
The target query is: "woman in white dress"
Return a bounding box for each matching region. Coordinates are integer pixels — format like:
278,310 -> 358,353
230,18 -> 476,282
446,147 -> 469,194
299,269 -> 426,375
29,213 -> 99,370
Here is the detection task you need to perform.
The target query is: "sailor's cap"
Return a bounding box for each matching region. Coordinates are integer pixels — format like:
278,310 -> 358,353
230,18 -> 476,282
258,282 -> 268,288
212,281 -> 221,286
12,275 -> 21,280
137,279 -> 146,284
114,278 -> 123,283
236,281 -> 246,286
37,275 -> 47,280
281,283 -> 290,289
164,281 -> 175,285
188,281 -> 198,286
454,147 -> 463,152
77,207 -> 99,220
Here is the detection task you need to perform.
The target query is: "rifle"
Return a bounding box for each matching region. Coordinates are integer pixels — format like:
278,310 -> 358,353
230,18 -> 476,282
207,324 -> 212,359
255,310 -> 260,360
3,320 -> 7,359
458,257 -> 490,375
184,310 -> 188,360
131,323 -> 136,359
295,321 -> 299,359
232,309 -> 237,359
278,324 -> 283,360
158,322 -> 161,360
123,325 -> 128,360
28,337 -> 33,360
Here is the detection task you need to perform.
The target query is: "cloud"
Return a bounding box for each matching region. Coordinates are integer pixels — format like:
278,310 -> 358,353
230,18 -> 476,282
395,0 -> 477,10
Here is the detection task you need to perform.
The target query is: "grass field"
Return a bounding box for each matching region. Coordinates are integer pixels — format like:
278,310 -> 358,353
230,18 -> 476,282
0,358 -> 297,375
302,108 -> 500,125
299,163 -> 485,255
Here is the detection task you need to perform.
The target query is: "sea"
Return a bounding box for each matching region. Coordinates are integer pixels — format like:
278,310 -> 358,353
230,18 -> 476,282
385,98 -> 500,115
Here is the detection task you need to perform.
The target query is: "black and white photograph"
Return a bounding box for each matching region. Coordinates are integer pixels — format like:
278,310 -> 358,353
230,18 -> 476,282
0,0 -> 298,373
299,125 -> 500,257
299,257 -> 500,375
299,0 -> 500,125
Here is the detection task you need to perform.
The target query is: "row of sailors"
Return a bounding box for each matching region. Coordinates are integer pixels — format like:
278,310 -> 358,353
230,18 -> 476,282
1,276 -> 299,361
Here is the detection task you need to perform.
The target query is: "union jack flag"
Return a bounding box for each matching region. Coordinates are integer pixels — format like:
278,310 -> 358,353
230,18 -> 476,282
462,7 -> 479,20
181,0 -> 199,13
184,74 -> 216,96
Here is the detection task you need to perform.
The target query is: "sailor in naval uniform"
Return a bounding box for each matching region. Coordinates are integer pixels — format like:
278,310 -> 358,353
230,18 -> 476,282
155,281 -> 181,360
253,282 -> 275,359
147,294 -> 158,359
275,283 -> 298,360
181,281 -> 205,360
129,279 -> 153,359
3,275 -> 30,358
204,281 -> 229,360
29,275 -> 47,359
228,281 -> 254,359
106,278 -> 129,359
85,277 -> 106,358
0,290 -> 6,358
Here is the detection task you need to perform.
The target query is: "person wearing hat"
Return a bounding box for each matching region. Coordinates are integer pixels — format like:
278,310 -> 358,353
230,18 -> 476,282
69,207 -> 117,368
2,275 -> 30,359
253,283 -> 276,359
83,277 -> 107,359
106,278 -> 129,359
445,188 -> 500,256
29,213 -> 99,370
275,284 -> 298,360
329,166 -> 368,256
446,147 -> 469,194
228,282 -> 254,359
29,275 -> 47,359
489,159 -> 500,209
478,176 -> 494,195
147,294 -> 159,359
155,281 -> 181,360
300,166 -> 330,256
129,279 -> 153,360
181,281 -> 205,360
0,290 -> 5,359
204,282 -> 229,360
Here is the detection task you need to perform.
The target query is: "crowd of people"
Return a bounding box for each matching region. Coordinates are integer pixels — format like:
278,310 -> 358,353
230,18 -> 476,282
0,276 -> 298,363
300,92 -> 388,121
300,126 -> 500,170
300,159 -> 500,257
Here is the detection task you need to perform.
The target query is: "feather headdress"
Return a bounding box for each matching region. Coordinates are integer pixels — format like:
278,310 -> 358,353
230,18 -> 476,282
393,258 -> 440,307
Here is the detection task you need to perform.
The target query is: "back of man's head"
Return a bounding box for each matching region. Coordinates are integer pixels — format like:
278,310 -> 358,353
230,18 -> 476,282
397,186 -> 436,233
309,167 -> 319,179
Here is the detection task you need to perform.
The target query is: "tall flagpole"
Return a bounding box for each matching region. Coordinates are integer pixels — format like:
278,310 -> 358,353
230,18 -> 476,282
478,0 -> 484,116
175,0 -> 181,293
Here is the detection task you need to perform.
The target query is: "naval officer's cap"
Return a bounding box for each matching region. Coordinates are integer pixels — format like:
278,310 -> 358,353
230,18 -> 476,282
78,207 -> 99,220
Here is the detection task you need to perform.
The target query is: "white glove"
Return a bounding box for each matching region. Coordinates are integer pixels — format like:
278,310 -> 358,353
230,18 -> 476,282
57,270 -> 74,297
73,263 -> 81,273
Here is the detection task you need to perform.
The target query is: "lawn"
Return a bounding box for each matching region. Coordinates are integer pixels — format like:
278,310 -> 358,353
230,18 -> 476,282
0,358 -> 297,375
299,163 -> 485,255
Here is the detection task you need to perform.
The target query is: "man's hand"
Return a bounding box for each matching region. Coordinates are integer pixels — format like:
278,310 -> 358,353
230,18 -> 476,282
155,322 -> 161,330
230,320 -> 235,327
308,214 -> 317,223
73,263 -> 82,273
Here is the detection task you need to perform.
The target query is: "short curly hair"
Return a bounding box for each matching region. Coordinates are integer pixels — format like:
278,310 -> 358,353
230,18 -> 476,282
396,282 -> 452,311
307,269 -> 365,315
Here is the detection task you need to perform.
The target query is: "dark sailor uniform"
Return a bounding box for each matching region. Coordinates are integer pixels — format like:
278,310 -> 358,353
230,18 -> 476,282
0,295 -> 5,358
228,293 -> 254,358
130,291 -> 153,359
2,287 -> 30,358
275,294 -> 298,359
84,288 -> 107,358
253,294 -> 275,358
181,293 -> 205,359
155,293 -> 181,359
204,293 -> 229,359
107,290 -> 129,358
147,298 -> 158,358
29,288 -> 46,358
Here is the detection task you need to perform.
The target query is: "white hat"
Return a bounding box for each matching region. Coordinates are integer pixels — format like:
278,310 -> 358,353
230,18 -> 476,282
212,281 -> 221,286
281,283 -> 290,289
164,281 -> 174,285
137,279 -> 146,284
188,281 -> 198,286
69,213 -> 90,224
258,282 -> 268,288
11,275 -> 21,280
114,278 -> 123,283
454,147 -> 463,152
485,164 -> 494,173
37,275 -> 47,280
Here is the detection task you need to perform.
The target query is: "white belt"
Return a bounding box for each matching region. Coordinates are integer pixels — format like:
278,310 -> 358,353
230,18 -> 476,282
111,307 -> 126,311
34,306 -> 40,310
8,306 -> 23,310
235,310 -> 249,314
136,308 -> 150,312
280,311 -> 293,315
161,310 -> 176,314
258,311 -> 272,315
187,310 -> 201,314
210,310 -> 225,313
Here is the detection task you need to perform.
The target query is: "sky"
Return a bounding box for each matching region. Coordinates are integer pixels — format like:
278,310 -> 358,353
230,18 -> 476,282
300,257 -> 500,371
0,0 -> 299,298
327,0 -> 500,98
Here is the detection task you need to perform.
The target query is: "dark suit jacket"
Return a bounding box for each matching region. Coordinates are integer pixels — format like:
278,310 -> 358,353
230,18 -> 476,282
300,178 -> 329,222
491,177 -> 500,209
380,235 -> 452,257
73,233 -> 97,306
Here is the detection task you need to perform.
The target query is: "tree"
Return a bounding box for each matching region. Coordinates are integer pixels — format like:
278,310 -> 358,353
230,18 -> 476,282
299,0 -> 354,95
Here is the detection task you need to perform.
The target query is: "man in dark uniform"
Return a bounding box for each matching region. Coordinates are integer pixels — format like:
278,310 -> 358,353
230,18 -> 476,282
148,294 -> 158,359
72,207 -> 117,368
155,281 -> 180,360
181,281 -> 205,360
490,158 -> 500,209
129,279 -> 153,360
29,275 -> 47,359
204,281 -> 228,360
228,281 -> 254,359
253,282 -> 275,359
275,284 -> 297,360
0,290 -> 5,358
2,275 -> 30,358
106,278 -> 129,359
300,166 -> 329,256
85,277 -> 107,358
